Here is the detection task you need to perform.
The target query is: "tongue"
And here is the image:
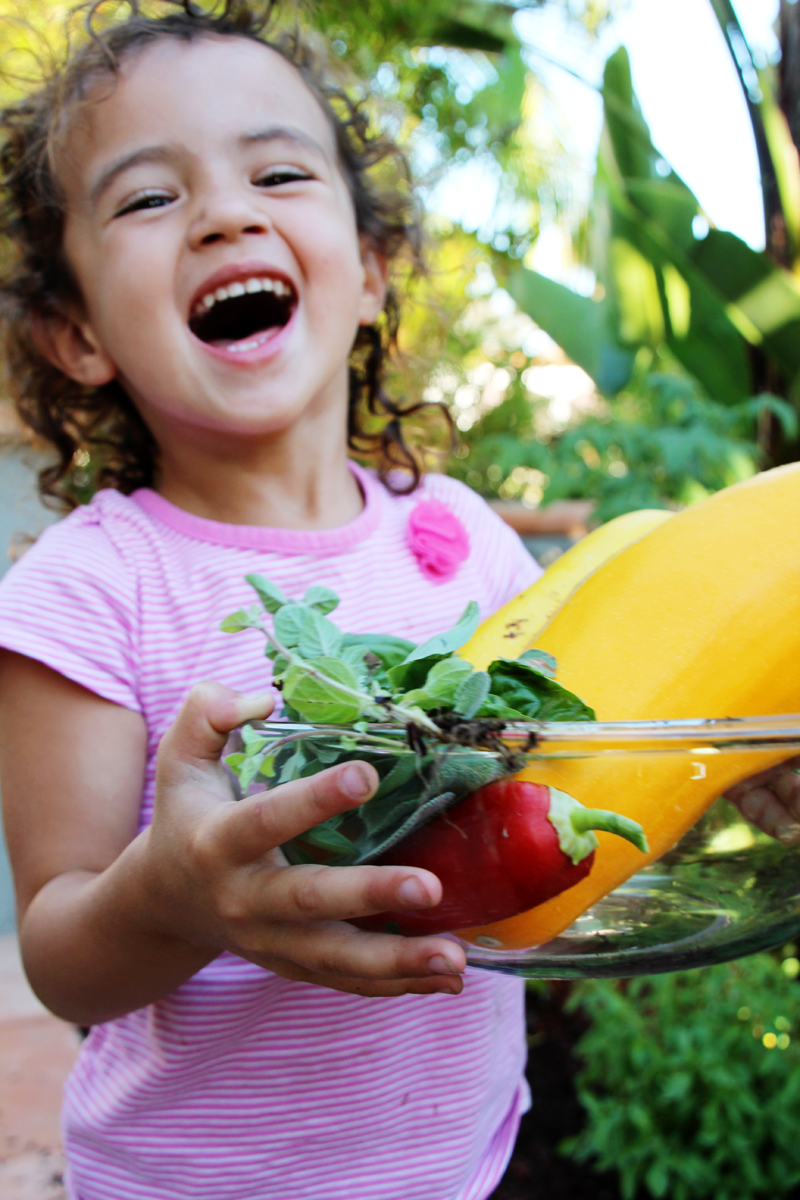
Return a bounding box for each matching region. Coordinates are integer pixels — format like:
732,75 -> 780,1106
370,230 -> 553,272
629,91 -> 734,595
210,325 -> 282,350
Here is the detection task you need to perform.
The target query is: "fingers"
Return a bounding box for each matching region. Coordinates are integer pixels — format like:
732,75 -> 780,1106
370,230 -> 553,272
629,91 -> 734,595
214,760 -> 379,864
768,758 -> 800,816
727,756 -> 800,843
729,758 -> 800,806
235,861 -> 442,924
730,785 -> 799,843
260,958 -> 465,998
241,919 -> 467,985
158,682 -> 274,779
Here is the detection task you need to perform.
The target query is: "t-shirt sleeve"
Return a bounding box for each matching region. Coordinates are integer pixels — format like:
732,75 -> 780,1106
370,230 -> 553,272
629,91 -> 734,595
424,475 -> 543,612
0,509 -> 141,712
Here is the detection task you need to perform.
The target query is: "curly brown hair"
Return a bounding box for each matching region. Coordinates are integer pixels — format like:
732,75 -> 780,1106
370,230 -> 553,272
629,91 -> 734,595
0,0 -> 447,509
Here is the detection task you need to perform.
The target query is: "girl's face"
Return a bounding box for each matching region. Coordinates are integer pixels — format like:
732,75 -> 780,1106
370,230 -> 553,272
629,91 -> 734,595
55,35 -> 385,440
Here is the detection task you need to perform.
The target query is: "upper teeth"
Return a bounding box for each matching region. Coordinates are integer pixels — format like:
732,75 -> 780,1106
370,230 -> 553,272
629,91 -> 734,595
193,276 -> 291,318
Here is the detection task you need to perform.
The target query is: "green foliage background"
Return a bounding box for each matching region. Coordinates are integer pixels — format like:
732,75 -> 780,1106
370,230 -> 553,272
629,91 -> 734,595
561,949 -> 800,1200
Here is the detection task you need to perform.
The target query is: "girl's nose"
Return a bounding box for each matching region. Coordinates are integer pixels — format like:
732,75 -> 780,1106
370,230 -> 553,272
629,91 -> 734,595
189,191 -> 271,248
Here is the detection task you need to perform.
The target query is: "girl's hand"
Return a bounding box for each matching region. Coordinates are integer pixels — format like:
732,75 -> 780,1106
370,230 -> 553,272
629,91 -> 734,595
0,655 -> 463,1026
726,757 -> 800,844
142,682 -> 466,998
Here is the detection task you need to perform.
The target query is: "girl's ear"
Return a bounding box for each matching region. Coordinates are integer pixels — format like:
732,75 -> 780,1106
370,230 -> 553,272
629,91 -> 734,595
29,307 -> 116,387
358,240 -> 389,326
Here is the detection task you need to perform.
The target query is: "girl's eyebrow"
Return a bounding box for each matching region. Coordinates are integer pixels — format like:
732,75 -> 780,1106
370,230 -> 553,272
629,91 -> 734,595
88,125 -> 329,208
88,144 -> 185,207
239,125 -> 331,162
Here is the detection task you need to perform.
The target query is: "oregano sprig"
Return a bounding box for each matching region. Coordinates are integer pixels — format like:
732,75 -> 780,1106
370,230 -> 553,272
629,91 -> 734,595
220,575 -> 595,865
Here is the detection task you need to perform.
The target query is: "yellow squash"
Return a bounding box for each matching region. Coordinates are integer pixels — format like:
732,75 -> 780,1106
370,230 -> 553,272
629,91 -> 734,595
464,507 -> 673,671
460,463 -> 800,950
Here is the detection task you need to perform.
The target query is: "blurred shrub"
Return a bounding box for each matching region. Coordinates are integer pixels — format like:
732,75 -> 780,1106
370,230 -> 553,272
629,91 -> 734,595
562,951 -> 800,1200
448,366 -> 798,521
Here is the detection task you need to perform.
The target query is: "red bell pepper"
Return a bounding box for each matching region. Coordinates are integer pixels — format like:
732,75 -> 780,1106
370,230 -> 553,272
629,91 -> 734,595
353,779 -> 647,936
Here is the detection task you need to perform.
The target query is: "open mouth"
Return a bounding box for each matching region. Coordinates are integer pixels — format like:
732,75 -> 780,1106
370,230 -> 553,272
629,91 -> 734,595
188,275 -> 297,351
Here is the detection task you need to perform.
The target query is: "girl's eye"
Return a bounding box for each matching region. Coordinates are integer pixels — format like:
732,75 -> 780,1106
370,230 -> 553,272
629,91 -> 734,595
114,191 -> 174,217
255,168 -> 312,188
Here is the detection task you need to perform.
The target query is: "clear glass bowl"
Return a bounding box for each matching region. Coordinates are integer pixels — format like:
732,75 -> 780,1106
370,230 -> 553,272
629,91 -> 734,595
235,714 -> 800,979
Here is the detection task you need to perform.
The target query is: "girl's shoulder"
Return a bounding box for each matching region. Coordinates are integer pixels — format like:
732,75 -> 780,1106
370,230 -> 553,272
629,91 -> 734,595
0,489 -> 153,711
7,487 -> 163,568
0,488 -> 155,594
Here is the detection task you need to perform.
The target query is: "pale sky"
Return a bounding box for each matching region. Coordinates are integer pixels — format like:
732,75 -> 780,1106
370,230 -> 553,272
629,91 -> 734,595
609,0 -> 779,250
429,0 -> 781,258
517,0 -> 780,251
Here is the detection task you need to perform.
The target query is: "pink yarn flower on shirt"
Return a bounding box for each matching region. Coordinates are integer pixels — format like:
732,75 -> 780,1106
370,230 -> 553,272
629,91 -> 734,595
407,499 -> 470,582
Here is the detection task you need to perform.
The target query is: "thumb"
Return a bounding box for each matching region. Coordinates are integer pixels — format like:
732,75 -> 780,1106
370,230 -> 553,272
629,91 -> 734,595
157,681 -> 274,785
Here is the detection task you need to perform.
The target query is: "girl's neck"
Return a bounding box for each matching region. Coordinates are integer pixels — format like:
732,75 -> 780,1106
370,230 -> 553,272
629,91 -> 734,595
152,414 -> 364,532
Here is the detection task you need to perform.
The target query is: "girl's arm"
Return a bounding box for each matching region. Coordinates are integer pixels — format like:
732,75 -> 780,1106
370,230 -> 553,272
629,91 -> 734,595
0,652 -> 465,1026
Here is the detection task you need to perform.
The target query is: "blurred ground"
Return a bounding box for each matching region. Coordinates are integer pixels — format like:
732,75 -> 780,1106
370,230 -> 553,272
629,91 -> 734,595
0,936 -> 77,1200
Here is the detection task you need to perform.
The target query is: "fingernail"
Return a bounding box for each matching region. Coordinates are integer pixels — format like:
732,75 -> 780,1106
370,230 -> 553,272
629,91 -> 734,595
341,764 -> 373,799
428,954 -> 461,976
436,982 -> 461,995
778,823 -> 800,844
397,876 -> 431,908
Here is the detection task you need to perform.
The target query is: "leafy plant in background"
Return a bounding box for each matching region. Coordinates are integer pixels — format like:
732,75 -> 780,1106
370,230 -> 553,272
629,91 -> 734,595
562,950 -> 800,1200
448,363 -> 799,521
443,27 -> 800,519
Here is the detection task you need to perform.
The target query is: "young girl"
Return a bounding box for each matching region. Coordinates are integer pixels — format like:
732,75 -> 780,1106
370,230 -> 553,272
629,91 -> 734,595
0,3 -> 545,1197
2,5 -> 798,1199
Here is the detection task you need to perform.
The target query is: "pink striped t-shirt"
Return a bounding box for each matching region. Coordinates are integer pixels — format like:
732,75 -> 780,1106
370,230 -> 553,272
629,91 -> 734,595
0,463 -> 541,1200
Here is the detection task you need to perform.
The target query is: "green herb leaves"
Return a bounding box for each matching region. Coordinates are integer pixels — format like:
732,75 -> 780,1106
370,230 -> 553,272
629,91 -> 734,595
282,658 -> 365,725
220,573 -> 595,866
483,658 -> 595,722
220,574 -> 594,730
401,600 -> 480,664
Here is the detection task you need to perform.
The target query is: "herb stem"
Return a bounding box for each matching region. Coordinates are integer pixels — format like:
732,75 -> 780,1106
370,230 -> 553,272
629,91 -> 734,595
261,624 -> 441,735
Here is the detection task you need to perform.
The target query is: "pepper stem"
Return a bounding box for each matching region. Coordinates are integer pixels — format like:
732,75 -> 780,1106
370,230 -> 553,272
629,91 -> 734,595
570,808 -> 649,854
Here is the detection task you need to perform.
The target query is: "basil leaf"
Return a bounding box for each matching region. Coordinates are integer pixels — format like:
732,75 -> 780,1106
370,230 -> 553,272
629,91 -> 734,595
518,648 -> 558,678
220,608 -> 259,633
400,687 -> 438,711
340,643 -> 370,681
281,699 -> 304,723
241,725 -> 269,750
283,657 -> 364,724
276,745 -> 307,784
246,574 -> 288,614
240,751 -> 274,791
400,601 -> 480,665
454,670 -> 491,718
386,653 -> 448,693
274,603 -> 309,648
476,693 -> 529,720
487,659 -> 595,722
303,585 -> 340,616
315,746 -> 341,765
301,823 -> 355,854
271,654 -> 290,681
371,753 -> 420,801
340,633 -> 416,671
422,656 -> 473,703
298,608 -> 343,659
